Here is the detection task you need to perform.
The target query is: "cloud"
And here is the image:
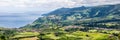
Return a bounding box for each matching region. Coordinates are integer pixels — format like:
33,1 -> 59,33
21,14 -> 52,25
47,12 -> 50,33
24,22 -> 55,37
70,0 -> 120,6
0,0 -> 119,13
0,0 -> 119,12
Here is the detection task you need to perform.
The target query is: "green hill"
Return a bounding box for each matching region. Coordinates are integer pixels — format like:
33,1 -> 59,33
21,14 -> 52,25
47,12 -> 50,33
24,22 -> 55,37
22,4 -> 120,29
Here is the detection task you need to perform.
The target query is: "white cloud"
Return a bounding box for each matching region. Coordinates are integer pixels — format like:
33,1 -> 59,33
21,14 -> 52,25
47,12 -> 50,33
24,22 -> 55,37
0,0 -> 119,6
0,0 -> 119,13
70,0 -> 120,6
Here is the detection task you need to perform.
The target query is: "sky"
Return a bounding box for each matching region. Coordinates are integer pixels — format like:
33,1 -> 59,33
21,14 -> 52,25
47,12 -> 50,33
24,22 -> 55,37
0,0 -> 120,28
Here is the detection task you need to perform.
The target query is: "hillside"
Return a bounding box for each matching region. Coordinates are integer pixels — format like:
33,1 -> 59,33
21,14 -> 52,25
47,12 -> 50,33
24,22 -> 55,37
1,4 -> 120,40
22,4 -> 120,29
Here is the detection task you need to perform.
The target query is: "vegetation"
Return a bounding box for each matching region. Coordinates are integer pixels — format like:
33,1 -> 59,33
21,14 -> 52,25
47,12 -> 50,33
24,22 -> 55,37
0,27 -> 120,40
0,28 -> 16,40
0,4 -> 120,40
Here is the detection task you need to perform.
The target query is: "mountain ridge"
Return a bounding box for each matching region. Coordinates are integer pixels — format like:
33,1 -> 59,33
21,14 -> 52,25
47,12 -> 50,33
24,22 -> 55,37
22,4 -> 120,29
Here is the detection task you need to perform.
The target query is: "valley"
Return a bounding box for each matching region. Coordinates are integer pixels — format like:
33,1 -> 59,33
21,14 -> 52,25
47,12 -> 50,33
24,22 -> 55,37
0,4 -> 120,40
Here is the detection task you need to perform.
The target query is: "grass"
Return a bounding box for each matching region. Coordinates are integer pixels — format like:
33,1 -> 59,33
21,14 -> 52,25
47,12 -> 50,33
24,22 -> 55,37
71,31 -> 110,40
39,31 -> 111,40
10,30 -> 120,40
42,33 -> 61,40
12,32 -> 39,38
19,37 -> 38,40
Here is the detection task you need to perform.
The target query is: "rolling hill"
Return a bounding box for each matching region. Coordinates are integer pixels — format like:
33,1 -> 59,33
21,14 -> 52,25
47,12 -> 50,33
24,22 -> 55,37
22,4 -> 120,29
